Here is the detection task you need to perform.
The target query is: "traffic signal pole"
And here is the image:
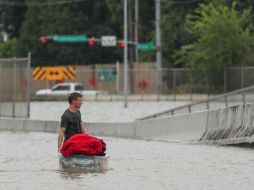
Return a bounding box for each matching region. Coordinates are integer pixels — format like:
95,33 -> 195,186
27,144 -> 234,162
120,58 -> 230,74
135,0 -> 139,64
124,0 -> 129,108
155,0 -> 162,100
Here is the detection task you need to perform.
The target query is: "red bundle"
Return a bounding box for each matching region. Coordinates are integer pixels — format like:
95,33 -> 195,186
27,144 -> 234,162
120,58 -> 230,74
61,133 -> 106,158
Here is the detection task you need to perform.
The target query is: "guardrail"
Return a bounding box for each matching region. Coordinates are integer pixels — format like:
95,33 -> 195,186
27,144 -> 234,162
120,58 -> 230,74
137,85 -> 254,121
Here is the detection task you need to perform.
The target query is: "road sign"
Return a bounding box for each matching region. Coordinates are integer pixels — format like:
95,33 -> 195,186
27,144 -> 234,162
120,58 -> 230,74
53,35 -> 88,42
98,68 -> 116,82
33,66 -> 75,80
138,80 -> 148,90
137,42 -> 156,51
89,76 -> 97,87
101,36 -> 116,47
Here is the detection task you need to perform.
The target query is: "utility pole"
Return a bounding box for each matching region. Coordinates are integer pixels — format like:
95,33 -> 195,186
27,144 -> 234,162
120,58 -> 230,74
135,0 -> 139,64
155,0 -> 162,98
1,12 -> 6,42
128,0 -> 135,94
124,0 -> 128,108
128,0 -> 135,63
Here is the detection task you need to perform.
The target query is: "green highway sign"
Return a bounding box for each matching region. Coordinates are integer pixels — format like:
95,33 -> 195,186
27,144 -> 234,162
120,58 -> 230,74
53,35 -> 88,42
98,68 -> 116,82
137,42 -> 156,51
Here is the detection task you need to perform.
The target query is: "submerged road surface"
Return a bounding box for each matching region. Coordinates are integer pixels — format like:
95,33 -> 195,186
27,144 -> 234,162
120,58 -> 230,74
0,132 -> 254,190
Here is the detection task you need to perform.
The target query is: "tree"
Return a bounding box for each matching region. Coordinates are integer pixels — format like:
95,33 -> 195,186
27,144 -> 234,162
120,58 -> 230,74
0,38 -> 17,57
107,0 -> 155,62
161,0 -> 203,67
175,0 -> 254,91
17,0 -> 122,66
0,0 -> 27,38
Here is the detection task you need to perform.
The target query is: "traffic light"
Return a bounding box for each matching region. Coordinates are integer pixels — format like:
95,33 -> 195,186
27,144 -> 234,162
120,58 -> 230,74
120,42 -> 125,48
40,36 -> 48,44
88,38 -> 95,46
39,36 -> 52,44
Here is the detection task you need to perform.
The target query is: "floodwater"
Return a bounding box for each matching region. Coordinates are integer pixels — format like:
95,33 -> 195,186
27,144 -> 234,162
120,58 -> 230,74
1,131 -> 254,190
30,101 -> 190,122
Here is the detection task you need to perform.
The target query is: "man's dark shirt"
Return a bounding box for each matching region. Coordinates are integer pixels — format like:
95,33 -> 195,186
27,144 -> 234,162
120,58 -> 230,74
61,109 -> 82,142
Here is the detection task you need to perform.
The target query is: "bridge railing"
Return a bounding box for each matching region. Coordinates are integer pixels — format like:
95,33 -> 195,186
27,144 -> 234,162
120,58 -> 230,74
137,85 -> 254,121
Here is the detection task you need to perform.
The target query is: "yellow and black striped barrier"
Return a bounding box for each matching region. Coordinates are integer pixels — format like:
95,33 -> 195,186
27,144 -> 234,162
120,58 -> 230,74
32,66 -> 75,80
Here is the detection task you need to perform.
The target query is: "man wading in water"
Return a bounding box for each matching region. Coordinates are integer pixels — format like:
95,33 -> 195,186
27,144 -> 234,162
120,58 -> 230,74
58,92 -> 87,153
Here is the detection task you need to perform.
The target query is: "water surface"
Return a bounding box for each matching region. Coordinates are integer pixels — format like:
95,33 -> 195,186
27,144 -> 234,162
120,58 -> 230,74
0,132 -> 254,190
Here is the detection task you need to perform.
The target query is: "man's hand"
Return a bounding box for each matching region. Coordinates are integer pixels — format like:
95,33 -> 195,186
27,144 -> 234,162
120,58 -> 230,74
58,127 -> 66,153
58,152 -> 62,158
80,122 -> 88,133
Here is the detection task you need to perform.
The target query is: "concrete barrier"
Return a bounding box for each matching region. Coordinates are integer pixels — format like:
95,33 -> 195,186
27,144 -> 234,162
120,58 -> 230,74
86,111 -> 206,142
0,111 -> 207,142
0,117 -> 59,133
0,103 -> 254,144
200,104 -> 254,144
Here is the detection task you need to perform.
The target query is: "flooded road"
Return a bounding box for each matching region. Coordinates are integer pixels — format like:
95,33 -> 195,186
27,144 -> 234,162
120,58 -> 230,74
1,132 -> 254,190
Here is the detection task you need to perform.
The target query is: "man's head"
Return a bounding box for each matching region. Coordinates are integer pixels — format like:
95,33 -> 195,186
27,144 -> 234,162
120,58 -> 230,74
68,92 -> 83,109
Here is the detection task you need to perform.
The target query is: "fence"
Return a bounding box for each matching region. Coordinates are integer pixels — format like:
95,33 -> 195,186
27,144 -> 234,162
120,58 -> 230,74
0,54 -> 31,118
30,63 -> 254,101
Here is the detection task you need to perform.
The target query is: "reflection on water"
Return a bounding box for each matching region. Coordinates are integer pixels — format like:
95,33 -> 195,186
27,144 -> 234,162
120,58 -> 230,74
59,169 -> 91,180
58,167 -> 109,180
1,132 -> 254,190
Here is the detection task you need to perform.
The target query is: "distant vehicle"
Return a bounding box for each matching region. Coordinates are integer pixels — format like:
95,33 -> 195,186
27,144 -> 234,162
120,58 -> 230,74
35,82 -> 108,96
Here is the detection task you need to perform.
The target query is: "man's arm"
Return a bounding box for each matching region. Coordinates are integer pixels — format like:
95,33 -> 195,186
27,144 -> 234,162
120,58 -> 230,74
80,122 -> 88,133
58,127 -> 66,152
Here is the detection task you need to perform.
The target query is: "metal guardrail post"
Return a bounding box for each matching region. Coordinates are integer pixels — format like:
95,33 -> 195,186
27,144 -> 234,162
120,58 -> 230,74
225,95 -> 228,108
188,105 -> 191,113
242,92 -> 246,105
206,100 -> 209,110
27,52 -> 31,118
0,60 -> 2,116
241,67 -> 244,89
12,57 -> 17,118
157,68 -> 161,101
173,69 -> 176,101
224,69 -> 227,93
189,74 -> 193,101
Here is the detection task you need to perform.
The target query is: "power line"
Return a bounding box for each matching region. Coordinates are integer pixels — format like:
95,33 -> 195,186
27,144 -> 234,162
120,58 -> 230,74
0,0 -> 88,7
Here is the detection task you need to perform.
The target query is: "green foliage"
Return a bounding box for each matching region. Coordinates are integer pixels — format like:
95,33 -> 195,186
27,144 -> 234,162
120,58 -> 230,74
0,0 -> 27,38
3,0 -> 254,72
106,0 -> 156,63
106,0 -> 123,36
176,0 -> 254,89
0,38 -> 17,57
161,0 -> 201,67
17,0 -> 121,66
